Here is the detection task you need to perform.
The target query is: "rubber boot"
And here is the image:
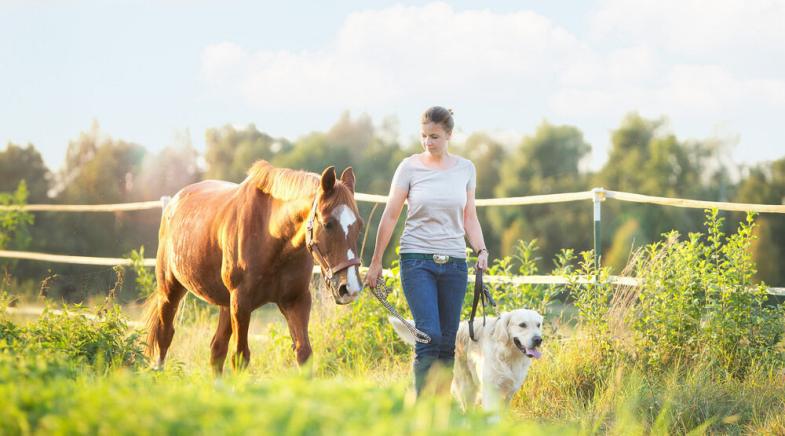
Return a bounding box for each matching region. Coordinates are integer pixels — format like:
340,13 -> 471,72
431,357 -> 455,396
413,354 -> 437,397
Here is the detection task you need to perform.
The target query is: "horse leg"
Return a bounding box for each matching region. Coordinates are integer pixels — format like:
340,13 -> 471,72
145,279 -> 187,369
210,306 -> 232,375
229,291 -> 253,370
279,292 -> 313,366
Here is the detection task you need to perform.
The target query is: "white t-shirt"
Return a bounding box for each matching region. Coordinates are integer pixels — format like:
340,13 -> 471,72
391,154 -> 477,258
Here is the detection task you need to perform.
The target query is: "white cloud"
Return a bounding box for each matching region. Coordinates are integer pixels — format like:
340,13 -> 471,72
591,0 -> 785,58
201,42 -> 249,87
664,65 -> 785,109
200,2 -> 588,108
551,62 -> 785,119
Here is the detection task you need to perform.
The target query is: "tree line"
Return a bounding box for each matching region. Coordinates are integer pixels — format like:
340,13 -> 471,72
1,112 -> 784,300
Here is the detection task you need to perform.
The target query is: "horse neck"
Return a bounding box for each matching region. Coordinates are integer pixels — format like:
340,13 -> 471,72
273,195 -> 315,250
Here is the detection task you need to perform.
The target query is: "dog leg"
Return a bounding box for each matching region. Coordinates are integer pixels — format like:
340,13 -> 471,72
451,359 -> 476,411
481,381 -> 503,413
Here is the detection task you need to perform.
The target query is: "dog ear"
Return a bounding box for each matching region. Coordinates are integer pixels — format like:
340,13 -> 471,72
492,312 -> 511,343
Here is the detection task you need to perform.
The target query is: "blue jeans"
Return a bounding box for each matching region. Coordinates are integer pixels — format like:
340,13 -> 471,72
400,256 -> 468,394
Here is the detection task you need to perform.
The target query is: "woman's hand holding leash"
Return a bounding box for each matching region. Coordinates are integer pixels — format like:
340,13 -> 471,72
476,247 -> 489,270
364,261 -> 383,288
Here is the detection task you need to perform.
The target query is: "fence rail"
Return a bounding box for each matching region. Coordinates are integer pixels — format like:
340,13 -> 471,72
2,188 -> 784,295
3,189 -> 785,212
0,249 -> 156,267
0,200 -> 164,212
604,190 -> 785,214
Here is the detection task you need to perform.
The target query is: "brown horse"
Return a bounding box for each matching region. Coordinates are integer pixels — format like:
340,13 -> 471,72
144,160 -> 363,372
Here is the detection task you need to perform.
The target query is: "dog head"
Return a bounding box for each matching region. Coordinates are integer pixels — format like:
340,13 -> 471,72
492,309 -> 544,358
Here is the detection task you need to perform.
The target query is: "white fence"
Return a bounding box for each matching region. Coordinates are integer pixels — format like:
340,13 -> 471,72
1,189 -> 784,296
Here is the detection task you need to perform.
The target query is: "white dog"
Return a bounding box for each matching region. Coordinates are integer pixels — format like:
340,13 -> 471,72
390,309 -> 543,411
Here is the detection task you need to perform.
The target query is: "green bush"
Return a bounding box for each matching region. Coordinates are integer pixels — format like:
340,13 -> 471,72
1,300 -> 144,369
0,181 -> 33,250
127,246 -> 156,299
565,209 -> 785,377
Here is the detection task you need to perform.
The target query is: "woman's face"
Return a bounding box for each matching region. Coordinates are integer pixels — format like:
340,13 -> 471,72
420,122 -> 451,155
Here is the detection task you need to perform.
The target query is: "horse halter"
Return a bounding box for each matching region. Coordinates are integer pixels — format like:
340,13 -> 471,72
304,195 -> 362,282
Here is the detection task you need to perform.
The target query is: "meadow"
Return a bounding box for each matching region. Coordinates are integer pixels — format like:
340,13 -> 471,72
2,210 -> 784,435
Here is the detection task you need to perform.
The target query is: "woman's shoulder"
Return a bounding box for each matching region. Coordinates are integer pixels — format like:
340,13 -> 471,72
399,154 -> 420,165
451,154 -> 476,170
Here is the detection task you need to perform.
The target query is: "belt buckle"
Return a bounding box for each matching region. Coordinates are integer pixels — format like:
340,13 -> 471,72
432,254 -> 449,264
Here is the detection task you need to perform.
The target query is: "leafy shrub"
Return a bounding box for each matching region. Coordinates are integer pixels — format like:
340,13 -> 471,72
0,181 -> 33,250
127,246 -> 156,299
565,209 -> 785,377
1,302 -> 144,369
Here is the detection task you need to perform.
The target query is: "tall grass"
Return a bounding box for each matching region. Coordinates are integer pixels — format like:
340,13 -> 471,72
5,300 -> 783,435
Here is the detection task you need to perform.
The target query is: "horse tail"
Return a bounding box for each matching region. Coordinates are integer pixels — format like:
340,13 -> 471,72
145,202 -> 170,362
143,290 -> 162,360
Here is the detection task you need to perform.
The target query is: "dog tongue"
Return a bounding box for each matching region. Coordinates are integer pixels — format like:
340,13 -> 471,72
526,349 -> 542,359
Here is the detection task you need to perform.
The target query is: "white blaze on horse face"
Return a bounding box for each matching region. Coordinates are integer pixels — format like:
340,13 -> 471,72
346,249 -> 362,293
332,205 -> 357,239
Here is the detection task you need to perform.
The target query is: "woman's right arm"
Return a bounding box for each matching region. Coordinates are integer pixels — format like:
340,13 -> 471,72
364,186 -> 408,288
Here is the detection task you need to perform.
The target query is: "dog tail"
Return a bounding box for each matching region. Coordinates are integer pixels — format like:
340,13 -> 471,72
388,317 -> 417,346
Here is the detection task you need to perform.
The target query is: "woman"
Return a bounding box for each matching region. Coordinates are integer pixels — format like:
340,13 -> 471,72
365,106 -> 489,395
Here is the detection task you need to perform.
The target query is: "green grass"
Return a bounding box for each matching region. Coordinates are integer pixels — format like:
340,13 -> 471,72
3,368 -> 532,435
3,297 -> 785,435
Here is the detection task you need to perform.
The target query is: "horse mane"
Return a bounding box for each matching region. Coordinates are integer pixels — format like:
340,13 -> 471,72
247,160 -> 319,200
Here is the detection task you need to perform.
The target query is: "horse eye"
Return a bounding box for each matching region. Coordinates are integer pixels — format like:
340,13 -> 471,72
323,220 -> 335,230
537,323 -> 541,328
519,322 -> 527,328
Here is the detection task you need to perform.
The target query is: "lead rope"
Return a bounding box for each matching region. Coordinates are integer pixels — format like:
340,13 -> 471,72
468,268 -> 497,342
370,277 -> 431,344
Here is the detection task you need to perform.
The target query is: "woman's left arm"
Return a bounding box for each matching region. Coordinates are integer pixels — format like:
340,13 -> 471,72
464,189 -> 489,269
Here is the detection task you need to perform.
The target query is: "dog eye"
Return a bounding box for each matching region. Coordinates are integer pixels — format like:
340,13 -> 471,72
519,322 -> 527,328
537,323 -> 541,328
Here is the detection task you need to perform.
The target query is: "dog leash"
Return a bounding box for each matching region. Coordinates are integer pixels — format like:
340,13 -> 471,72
369,278 -> 432,344
468,268 -> 496,342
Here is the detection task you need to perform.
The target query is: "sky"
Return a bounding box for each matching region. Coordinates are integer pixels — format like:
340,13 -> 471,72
1,0 -> 784,172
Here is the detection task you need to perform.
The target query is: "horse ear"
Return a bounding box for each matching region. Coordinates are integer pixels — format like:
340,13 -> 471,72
321,166 -> 336,192
340,167 -> 355,193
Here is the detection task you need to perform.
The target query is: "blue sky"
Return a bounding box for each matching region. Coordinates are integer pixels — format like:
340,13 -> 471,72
2,0 -> 783,172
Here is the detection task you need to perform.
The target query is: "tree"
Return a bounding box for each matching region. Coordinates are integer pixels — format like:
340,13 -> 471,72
595,113 -> 726,272
21,123 -> 155,301
135,142 -> 203,200
204,124 -> 292,182
490,121 -> 592,265
733,158 -> 785,285
271,112 -> 374,175
0,142 -> 51,201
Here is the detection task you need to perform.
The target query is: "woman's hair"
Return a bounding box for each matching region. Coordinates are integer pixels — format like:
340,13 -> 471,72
421,106 -> 454,134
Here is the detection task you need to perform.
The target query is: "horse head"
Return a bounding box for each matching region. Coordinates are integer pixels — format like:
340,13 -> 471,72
306,166 -> 363,304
